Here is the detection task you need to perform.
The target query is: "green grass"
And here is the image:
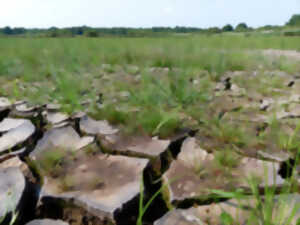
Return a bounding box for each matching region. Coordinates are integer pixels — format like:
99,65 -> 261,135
1,35 -> 300,137
2,35 -> 300,224
212,162 -> 300,225
90,69 -> 211,137
1,36 -> 300,81
214,149 -> 240,168
203,116 -> 248,147
137,175 -> 175,225
258,117 -> 300,153
137,175 -> 164,225
38,149 -> 68,177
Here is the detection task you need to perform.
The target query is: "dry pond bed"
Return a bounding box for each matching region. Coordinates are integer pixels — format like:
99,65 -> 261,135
2,62 -> 300,224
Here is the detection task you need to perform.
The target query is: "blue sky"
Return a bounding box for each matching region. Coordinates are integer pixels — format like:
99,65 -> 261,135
1,0 -> 299,28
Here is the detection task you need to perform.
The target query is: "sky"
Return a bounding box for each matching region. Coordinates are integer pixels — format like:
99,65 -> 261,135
1,0 -> 299,28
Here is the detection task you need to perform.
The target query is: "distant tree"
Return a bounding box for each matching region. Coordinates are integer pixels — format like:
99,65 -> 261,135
222,24 -> 234,32
286,14 -> 300,26
207,27 -> 222,34
284,31 -> 300,36
49,31 -> 58,37
77,27 -> 84,35
260,25 -> 276,30
49,26 -> 58,31
47,26 -> 57,37
86,30 -> 99,37
68,27 -> 84,36
235,23 -> 248,32
3,26 -> 12,35
13,27 -> 26,35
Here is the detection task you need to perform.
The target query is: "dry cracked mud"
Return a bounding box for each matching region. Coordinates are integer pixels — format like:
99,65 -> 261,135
2,64 -> 300,225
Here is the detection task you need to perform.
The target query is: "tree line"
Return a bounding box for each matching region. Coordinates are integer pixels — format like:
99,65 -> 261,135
0,23 -> 252,38
0,14 -> 299,38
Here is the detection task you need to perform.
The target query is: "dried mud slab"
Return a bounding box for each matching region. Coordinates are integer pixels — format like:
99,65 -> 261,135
154,200 -> 250,225
154,194 -> 300,225
0,118 -> 30,132
45,112 -> 69,125
127,137 -> 170,157
0,156 -> 40,224
11,102 -> 39,118
163,138 -> 285,206
278,103 -> 300,119
257,150 -> 291,163
26,219 -> 69,225
0,97 -> 11,111
80,116 -> 119,135
0,118 -> 35,155
15,103 -> 36,112
0,156 -> 24,169
99,133 -> 171,159
31,126 -> 94,158
46,104 -> 61,112
36,148 -> 149,225
0,167 -> 26,219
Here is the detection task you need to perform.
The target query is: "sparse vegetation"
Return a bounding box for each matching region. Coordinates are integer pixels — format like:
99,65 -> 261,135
212,161 -> 300,225
38,149 -> 68,177
2,28 -> 300,224
60,175 -> 76,192
214,149 -> 240,169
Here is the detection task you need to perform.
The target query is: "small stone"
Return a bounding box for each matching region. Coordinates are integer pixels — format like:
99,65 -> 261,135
230,84 -> 246,97
276,110 -> 290,120
0,119 -> 35,154
46,112 -> 69,124
31,126 -> 94,158
13,100 -> 26,106
290,94 -> 300,102
0,97 -> 11,109
80,116 -> 119,135
0,118 -> 28,133
260,98 -> 274,111
0,157 -> 23,169
257,150 -> 291,163
52,121 -> 70,128
192,79 -> 199,85
46,103 -> 61,111
16,103 -> 36,112
127,137 -> 170,157
120,91 -> 130,98
215,82 -> 226,91
78,164 -> 88,172
71,111 -> 86,119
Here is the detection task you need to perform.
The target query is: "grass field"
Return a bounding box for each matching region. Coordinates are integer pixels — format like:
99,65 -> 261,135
1,35 -> 300,135
1,35 -> 300,79
2,34 -> 300,224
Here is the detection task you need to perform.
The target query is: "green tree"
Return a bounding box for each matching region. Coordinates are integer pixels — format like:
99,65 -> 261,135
86,30 -> 99,37
207,27 -> 222,34
222,24 -> 234,32
235,23 -> 248,32
3,26 -> 12,35
286,14 -> 300,26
